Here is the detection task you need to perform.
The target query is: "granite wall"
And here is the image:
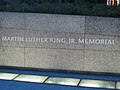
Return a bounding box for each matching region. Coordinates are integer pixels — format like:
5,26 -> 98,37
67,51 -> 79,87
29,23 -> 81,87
0,12 -> 120,73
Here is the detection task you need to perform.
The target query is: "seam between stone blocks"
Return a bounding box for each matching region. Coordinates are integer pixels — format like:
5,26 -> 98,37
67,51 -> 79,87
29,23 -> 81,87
24,47 -> 25,67
24,13 -> 27,67
83,16 -> 86,71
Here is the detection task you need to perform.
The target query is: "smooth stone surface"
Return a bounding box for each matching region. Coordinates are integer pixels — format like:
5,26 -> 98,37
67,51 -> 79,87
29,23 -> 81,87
116,82 -> 120,89
25,30 -> 84,49
1,28 -> 25,47
0,47 -> 24,67
25,48 -> 84,71
79,79 -> 115,89
85,34 -> 118,51
26,13 -> 85,33
0,73 -> 19,80
0,12 -> 25,29
84,50 -> 120,73
45,77 -> 80,86
85,16 -> 119,36
14,74 -> 48,83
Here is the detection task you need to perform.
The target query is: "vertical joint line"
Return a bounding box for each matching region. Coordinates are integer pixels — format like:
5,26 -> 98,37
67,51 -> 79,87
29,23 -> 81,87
12,74 -> 21,80
115,81 -> 117,90
83,16 -> 86,71
24,47 -> 25,67
43,76 -> 50,83
77,79 -> 82,86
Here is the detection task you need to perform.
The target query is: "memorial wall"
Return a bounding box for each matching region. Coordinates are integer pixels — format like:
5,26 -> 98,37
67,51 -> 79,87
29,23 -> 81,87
0,12 -> 120,73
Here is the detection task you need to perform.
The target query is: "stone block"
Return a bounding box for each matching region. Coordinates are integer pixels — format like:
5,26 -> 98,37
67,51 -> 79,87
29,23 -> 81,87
25,13 -> 51,31
26,13 -> 85,33
24,30 -> 84,50
84,50 -> 120,73
0,47 -> 24,67
0,12 -> 4,28
0,12 -> 25,29
49,14 -> 85,33
1,28 -> 25,47
116,18 -> 120,36
0,28 -> 2,46
85,34 -> 119,51
25,48 -> 84,71
85,16 -> 118,36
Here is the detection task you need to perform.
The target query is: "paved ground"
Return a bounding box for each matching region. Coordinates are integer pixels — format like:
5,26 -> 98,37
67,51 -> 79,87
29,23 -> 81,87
0,68 -> 119,90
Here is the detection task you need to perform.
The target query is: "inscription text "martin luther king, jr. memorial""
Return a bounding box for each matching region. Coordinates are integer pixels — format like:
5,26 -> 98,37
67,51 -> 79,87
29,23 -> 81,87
2,36 -> 115,45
